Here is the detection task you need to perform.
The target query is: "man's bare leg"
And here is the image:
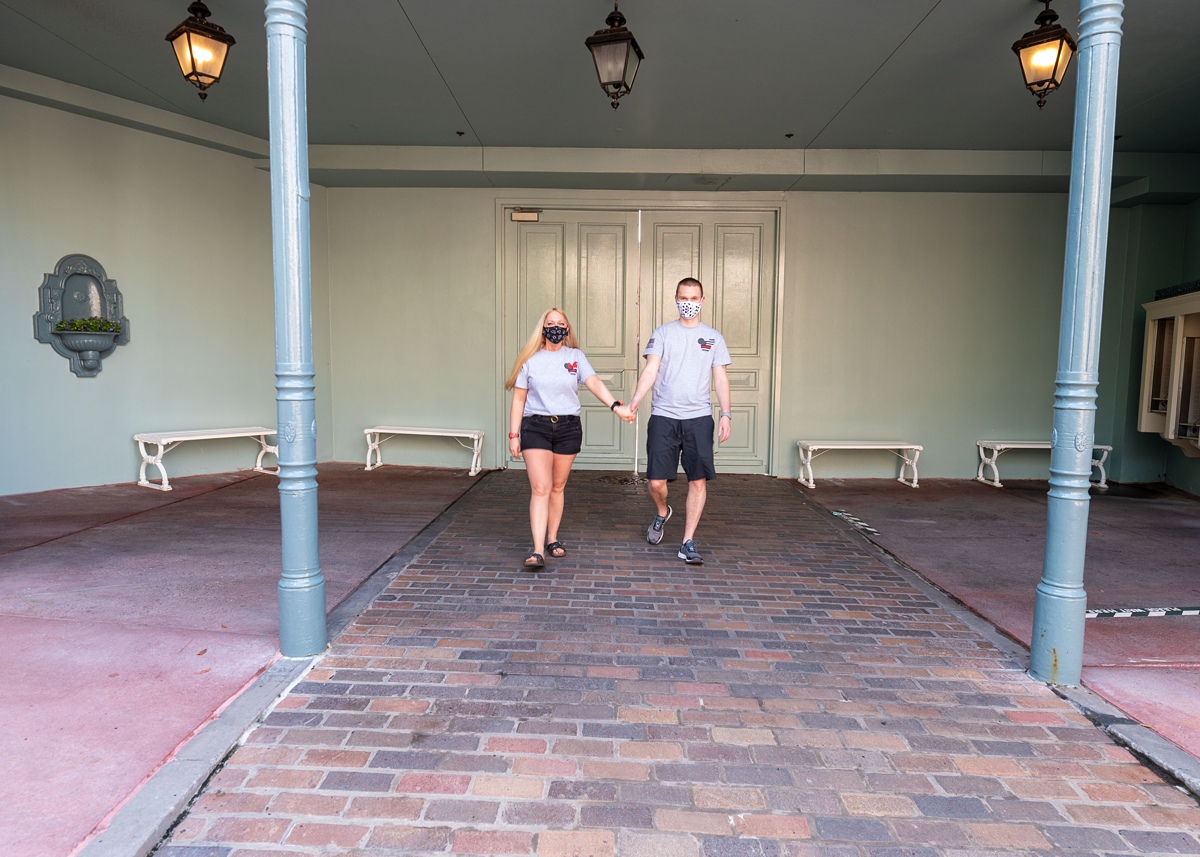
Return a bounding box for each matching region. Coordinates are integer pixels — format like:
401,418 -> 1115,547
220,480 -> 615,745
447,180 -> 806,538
648,479 -> 670,517
681,478 -> 707,543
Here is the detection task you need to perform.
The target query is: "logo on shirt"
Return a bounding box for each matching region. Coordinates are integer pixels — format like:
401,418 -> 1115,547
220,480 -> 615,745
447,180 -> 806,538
564,361 -> 578,374
698,337 -> 715,351
647,337 -> 655,348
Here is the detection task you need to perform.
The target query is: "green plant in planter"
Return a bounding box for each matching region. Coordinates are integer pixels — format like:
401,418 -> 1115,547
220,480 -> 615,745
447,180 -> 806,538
55,316 -> 122,333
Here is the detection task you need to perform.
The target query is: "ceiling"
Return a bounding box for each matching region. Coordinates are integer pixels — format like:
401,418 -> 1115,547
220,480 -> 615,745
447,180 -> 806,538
2,0 -> 1199,156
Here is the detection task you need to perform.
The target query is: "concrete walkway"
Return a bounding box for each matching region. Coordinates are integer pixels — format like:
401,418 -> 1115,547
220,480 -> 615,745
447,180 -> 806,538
158,471 -> 1200,856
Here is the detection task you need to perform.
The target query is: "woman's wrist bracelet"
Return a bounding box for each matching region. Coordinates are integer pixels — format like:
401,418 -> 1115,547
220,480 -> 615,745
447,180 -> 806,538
610,400 -> 622,411
508,432 -> 520,439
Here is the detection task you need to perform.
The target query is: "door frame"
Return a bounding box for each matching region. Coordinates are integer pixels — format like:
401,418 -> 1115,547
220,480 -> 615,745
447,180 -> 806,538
494,193 -> 787,477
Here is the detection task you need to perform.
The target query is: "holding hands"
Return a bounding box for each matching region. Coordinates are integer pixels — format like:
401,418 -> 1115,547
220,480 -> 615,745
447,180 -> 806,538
613,402 -> 636,423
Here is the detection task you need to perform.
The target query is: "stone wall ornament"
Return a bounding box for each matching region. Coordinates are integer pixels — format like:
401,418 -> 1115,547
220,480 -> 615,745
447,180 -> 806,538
33,254 -> 130,377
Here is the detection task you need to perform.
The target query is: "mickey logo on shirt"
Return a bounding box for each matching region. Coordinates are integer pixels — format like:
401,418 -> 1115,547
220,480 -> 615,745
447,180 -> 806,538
698,337 -> 715,351
564,361 -> 579,374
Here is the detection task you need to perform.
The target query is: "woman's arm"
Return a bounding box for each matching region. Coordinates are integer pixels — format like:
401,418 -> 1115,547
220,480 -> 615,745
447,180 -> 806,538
583,374 -> 635,422
509,387 -> 527,459
583,374 -> 617,408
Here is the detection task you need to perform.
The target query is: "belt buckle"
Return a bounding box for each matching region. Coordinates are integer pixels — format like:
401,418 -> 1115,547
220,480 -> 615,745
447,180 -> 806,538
549,415 -> 559,423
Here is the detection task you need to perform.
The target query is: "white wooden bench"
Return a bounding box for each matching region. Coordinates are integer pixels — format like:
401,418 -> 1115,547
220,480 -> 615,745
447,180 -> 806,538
797,440 -> 923,489
976,440 -> 1113,488
134,427 -> 278,491
364,426 -> 484,476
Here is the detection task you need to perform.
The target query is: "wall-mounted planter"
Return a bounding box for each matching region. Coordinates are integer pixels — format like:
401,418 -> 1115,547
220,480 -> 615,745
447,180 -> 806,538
53,329 -> 122,373
33,255 -> 130,377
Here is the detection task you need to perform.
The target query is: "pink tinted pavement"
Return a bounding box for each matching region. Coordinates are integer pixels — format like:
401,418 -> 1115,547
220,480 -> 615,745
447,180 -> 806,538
798,478 -> 1200,762
0,463 -> 479,857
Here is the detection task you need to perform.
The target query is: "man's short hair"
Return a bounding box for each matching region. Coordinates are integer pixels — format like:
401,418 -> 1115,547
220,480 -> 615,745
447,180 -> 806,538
676,277 -> 704,297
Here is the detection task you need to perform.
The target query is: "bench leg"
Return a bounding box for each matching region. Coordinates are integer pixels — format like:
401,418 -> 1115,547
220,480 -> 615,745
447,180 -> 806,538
469,435 -> 483,476
898,448 -> 921,488
796,445 -> 816,489
976,446 -> 1004,488
365,432 -> 384,471
137,440 -> 173,491
254,436 -> 280,474
1091,448 -> 1110,488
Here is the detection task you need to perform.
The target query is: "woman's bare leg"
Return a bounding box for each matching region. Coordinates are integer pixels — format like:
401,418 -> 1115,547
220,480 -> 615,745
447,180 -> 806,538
546,452 -> 577,551
523,448 -> 554,558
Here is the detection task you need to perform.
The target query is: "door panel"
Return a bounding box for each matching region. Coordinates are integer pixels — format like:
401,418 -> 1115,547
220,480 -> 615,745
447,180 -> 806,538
505,207 -> 775,474
518,225 -> 565,337
505,211 -> 639,468
577,225 -> 626,356
652,223 -> 702,329
640,211 -> 776,473
713,225 -> 762,355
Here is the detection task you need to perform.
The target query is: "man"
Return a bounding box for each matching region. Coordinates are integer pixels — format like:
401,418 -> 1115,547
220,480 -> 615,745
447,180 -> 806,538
628,277 -> 731,564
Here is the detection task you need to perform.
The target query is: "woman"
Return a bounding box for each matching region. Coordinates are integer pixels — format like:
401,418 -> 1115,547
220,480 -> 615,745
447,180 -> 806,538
505,308 -> 634,570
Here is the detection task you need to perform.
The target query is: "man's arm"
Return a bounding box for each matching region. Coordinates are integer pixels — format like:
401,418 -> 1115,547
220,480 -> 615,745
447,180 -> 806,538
628,354 -> 662,414
713,364 -> 732,443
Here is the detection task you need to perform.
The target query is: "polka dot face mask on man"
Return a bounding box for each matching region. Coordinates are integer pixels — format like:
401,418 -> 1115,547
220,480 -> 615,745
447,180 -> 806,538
543,325 -> 569,344
676,300 -> 702,320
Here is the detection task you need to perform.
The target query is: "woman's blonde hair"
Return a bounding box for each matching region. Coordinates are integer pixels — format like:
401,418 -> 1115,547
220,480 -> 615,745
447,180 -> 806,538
504,307 -> 578,390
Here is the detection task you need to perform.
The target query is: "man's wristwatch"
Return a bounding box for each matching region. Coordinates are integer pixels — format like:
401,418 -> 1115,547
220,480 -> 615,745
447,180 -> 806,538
720,412 -> 732,419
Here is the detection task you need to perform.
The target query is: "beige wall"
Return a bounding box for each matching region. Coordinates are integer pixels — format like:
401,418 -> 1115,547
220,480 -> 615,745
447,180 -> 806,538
0,96 -> 332,494
323,188 -> 500,470
322,189 -> 1082,480
777,192 -> 1070,481
5,94 -> 1188,493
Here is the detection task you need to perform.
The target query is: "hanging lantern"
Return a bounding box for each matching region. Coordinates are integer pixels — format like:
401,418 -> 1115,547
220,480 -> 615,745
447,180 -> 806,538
166,2 -> 236,101
1012,1 -> 1077,109
585,2 -> 645,110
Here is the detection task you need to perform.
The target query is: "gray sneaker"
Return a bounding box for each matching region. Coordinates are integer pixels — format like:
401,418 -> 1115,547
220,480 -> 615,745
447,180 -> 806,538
646,505 -> 673,544
677,539 -> 704,564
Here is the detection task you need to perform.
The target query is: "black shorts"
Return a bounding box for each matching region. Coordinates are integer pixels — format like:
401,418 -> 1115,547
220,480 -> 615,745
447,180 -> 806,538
520,414 -> 583,455
645,414 -> 716,482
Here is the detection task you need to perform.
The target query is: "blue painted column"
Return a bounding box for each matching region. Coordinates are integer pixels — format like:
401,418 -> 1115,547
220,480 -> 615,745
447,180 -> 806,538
265,0 -> 326,657
1030,0 -> 1123,686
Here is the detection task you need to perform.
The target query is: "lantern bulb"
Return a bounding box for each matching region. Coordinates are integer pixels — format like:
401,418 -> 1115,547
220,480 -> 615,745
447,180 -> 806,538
1031,47 -> 1058,69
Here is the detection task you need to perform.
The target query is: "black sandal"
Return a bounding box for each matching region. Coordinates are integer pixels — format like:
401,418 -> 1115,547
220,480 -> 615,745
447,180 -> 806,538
546,541 -> 567,558
523,552 -> 545,570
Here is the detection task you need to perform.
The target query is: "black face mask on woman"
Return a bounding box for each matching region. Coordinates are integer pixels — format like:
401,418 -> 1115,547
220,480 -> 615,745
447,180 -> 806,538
543,326 -> 569,344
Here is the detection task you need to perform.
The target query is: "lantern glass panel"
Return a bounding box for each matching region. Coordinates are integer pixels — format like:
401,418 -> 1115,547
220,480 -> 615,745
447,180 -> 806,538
624,47 -> 640,89
189,32 -> 229,83
592,40 -> 629,87
171,33 -> 196,76
1018,37 -> 1073,91
1052,40 -> 1075,85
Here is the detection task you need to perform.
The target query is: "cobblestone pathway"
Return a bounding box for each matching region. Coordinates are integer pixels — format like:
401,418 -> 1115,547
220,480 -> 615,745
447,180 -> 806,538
160,472 -> 1200,856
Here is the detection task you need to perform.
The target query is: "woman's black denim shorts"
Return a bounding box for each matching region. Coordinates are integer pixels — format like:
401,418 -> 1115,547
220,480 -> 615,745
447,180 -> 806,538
520,414 -> 583,455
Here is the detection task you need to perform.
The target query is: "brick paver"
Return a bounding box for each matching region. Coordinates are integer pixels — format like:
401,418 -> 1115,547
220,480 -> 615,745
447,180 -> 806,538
160,472 -> 1200,856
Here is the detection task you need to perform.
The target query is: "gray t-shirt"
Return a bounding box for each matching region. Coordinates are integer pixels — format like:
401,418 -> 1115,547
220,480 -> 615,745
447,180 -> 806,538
643,320 -> 731,419
516,347 -> 596,416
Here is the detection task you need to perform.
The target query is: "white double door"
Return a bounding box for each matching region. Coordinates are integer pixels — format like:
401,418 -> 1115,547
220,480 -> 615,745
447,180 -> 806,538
503,208 -> 776,473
